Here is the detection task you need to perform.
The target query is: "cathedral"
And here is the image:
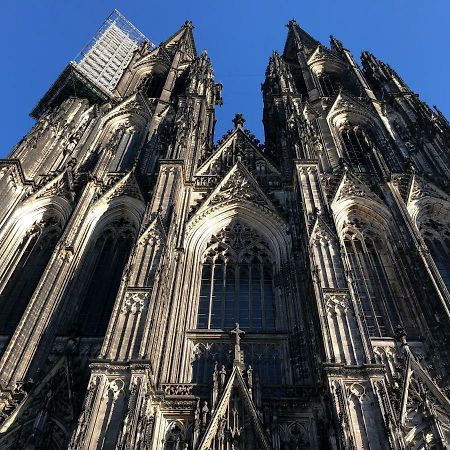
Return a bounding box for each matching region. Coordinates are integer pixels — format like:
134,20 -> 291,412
0,10 -> 450,450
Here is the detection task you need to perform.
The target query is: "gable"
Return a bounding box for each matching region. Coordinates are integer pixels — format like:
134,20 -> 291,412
327,91 -> 376,128
196,128 -> 280,184
94,171 -> 145,205
407,174 -> 450,206
398,351 -> 450,446
197,367 -> 272,450
0,356 -> 76,449
333,171 -> 382,205
103,92 -> 153,125
307,44 -> 346,75
194,163 -> 278,217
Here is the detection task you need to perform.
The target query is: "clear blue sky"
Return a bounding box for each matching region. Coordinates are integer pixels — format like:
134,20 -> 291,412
1,0 -> 449,157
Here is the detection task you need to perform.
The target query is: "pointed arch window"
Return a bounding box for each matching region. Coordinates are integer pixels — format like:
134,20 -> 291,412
138,72 -> 165,99
422,218 -> 450,291
0,217 -> 62,336
163,423 -> 185,450
109,124 -> 141,172
318,73 -> 338,97
197,223 -> 276,331
72,219 -> 135,336
344,232 -> 401,337
340,126 -> 373,172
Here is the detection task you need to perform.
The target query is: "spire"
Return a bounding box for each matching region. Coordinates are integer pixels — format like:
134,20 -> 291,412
330,35 -> 345,53
183,19 -> 194,29
283,18 -> 319,58
161,20 -> 197,57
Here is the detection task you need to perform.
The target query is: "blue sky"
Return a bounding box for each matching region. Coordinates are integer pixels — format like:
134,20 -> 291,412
1,0 -> 449,157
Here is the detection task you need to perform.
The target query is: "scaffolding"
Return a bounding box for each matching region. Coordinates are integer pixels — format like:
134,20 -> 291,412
74,9 -> 153,93
31,10 -> 153,119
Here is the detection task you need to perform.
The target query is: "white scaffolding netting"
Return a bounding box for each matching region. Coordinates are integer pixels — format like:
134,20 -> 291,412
74,9 -> 152,93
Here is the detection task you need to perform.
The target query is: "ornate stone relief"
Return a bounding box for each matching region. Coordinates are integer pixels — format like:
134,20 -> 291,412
121,291 -> 150,315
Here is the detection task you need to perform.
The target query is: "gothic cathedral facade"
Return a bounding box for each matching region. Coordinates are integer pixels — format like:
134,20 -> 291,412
0,15 -> 449,450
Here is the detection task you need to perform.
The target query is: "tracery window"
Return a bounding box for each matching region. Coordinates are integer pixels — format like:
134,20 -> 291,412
0,217 -> 62,336
344,232 -> 401,337
341,126 -> 372,172
163,423 -> 185,450
197,222 -> 275,331
73,219 -> 135,336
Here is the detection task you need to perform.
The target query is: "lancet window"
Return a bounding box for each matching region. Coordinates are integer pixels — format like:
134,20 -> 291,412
340,126 -> 372,172
344,231 -> 401,337
0,217 -> 62,336
421,218 -> 450,291
72,218 -> 135,336
197,222 -> 276,331
108,124 -> 141,172
139,72 -> 165,99
318,73 -> 338,97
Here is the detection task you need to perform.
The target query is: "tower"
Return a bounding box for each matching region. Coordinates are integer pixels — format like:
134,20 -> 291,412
0,12 -> 449,450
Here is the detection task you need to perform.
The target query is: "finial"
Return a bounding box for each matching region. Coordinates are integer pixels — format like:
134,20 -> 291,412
232,113 -> 246,129
231,323 -> 245,369
287,18 -> 298,28
183,20 -> 194,29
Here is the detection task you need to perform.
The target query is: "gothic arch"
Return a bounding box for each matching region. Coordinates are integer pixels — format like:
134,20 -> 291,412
410,195 -> 450,292
125,60 -> 169,96
185,205 -> 290,327
408,192 -> 450,231
186,203 -> 291,268
332,199 -> 413,337
0,196 -> 71,336
327,96 -> 398,171
59,195 -> 145,337
81,96 -> 151,169
332,193 -> 393,239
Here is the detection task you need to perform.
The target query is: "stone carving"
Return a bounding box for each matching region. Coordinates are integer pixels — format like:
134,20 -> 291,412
209,167 -> 268,206
1,14 -> 449,450
121,291 -> 149,315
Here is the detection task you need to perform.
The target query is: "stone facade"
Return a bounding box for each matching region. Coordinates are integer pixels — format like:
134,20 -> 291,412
0,17 -> 449,450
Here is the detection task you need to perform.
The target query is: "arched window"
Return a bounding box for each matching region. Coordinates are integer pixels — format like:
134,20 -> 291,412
197,222 -> 275,331
344,232 -> 401,337
341,126 -> 372,172
164,423 -> 185,450
138,72 -> 165,99
421,218 -> 450,291
0,217 -> 62,335
108,125 -> 141,172
72,219 -> 135,337
318,73 -> 338,97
